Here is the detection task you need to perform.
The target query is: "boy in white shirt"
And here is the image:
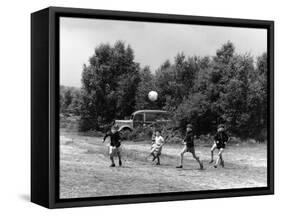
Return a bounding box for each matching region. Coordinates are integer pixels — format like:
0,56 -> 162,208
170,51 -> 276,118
150,130 -> 164,165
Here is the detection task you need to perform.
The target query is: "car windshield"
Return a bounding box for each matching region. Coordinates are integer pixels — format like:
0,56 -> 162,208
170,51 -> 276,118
134,113 -> 143,121
146,112 -> 170,121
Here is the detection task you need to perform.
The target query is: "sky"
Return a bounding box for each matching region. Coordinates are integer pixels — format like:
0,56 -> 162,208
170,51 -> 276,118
60,17 -> 267,87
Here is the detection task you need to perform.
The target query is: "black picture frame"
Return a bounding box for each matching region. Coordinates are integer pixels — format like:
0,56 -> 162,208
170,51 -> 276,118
31,6 -> 274,209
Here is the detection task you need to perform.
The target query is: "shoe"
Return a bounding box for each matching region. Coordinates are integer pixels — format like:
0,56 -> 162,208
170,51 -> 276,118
209,160 -> 214,164
110,164 -> 115,167
156,162 -> 160,165
119,161 -> 122,166
200,162 -> 204,170
214,165 -> 217,168
176,165 -> 183,168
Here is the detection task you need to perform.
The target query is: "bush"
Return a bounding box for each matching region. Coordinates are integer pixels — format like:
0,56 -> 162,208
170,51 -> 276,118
80,130 -> 104,137
130,127 -> 153,141
119,129 -> 133,140
60,115 -> 79,131
121,125 -> 183,144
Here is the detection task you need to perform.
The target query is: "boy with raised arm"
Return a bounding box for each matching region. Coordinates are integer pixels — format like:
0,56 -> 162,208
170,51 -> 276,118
103,125 -> 122,167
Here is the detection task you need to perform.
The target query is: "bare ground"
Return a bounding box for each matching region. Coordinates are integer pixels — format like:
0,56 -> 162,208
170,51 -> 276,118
60,132 -> 267,199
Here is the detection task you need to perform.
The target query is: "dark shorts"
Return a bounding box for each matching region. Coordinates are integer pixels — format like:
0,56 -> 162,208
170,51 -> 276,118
109,146 -> 121,156
183,146 -> 195,154
216,143 -> 225,149
111,143 -> 121,148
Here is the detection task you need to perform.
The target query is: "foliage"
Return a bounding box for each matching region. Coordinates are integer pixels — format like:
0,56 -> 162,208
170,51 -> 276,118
61,40 -> 268,141
60,86 -> 81,116
79,41 -> 140,131
173,42 -> 267,140
135,66 -> 161,110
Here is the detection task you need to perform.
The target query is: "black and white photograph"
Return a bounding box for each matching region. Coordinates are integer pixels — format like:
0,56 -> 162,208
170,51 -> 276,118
59,16 -> 268,199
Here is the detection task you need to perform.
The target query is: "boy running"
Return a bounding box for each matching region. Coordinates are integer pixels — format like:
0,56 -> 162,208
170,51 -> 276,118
209,124 -> 229,168
150,130 -> 164,165
176,124 -> 203,170
103,125 -> 122,167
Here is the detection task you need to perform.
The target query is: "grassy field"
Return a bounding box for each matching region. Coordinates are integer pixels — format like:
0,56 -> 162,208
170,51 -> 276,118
60,131 -> 267,199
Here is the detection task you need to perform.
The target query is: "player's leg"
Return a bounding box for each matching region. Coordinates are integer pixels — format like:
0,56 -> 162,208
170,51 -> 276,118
150,145 -> 157,154
153,146 -> 162,162
209,142 -> 217,163
191,148 -> 204,170
219,150 -> 224,167
150,145 -> 157,161
214,148 -> 224,168
117,147 -> 122,166
156,155 -> 160,165
151,153 -> 156,161
109,146 -> 115,167
176,146 -> 187,168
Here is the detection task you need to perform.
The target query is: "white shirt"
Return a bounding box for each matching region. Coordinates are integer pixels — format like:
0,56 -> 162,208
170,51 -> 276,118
155,136 -> 164,146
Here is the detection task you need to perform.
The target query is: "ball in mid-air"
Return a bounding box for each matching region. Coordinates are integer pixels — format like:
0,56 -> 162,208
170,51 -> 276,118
148,91 -> 158,101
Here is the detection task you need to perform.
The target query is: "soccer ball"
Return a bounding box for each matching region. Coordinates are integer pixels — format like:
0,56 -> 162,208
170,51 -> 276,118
148,91 -> 158,101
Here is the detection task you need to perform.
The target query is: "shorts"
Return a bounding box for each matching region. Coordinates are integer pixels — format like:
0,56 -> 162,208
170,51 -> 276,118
213,143 -> 225,149
182,146 -> 195,154
151,144 -> 162,156
108,145 -> 121,156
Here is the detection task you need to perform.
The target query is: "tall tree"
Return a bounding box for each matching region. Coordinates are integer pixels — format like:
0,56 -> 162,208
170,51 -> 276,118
79,41 -> 140,131
246,52 -> 267,140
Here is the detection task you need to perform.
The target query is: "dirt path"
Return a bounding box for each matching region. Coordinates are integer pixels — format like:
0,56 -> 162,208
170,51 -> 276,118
60,133 -> 267,199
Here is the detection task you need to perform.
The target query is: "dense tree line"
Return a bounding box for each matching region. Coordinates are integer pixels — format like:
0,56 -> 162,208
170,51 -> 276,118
60,41 -> 267,140
60,86 -> 81,116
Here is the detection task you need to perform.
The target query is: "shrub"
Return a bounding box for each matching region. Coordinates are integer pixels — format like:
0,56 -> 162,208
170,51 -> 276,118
60,115 -> 79,131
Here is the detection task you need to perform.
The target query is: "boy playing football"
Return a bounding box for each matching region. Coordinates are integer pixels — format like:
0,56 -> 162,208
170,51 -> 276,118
176,124 -> 203,170
150,130 -> 164,165
209,124 -> 229,168
103,125 -> 122,167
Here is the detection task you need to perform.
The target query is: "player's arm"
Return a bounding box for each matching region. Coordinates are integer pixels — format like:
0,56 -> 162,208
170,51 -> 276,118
103,132 -> 109,143
224,133 -> 229,144
182,134 -> 187,145
214,133 -> 219,144
160,137 -> 165,146
117,132 -> 121,142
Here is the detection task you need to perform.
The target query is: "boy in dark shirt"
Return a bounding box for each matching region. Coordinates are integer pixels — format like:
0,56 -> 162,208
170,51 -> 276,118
176,124 -> 203,169
103,125 -> 122,167
209,124 -> 229,168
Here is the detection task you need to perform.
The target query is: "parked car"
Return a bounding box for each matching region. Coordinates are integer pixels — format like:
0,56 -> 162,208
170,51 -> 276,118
115,110 -> 172,133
